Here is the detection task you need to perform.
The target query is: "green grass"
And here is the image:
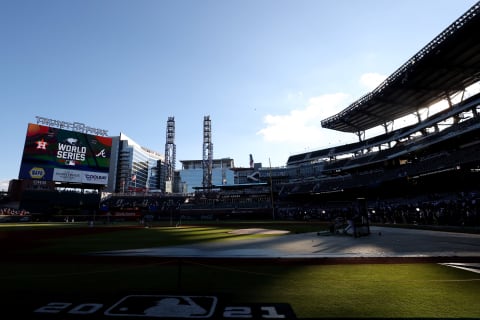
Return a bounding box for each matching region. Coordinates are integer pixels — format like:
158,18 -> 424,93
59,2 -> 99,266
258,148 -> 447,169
4,223 -> 286,255
1,220 -> 326,254
2,261 -> 479,318
37,226 -> 242,253
1,221 -> 479,318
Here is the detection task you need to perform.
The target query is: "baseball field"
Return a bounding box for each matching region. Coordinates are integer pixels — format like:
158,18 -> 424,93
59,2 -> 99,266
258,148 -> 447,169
1,220 -> 479,319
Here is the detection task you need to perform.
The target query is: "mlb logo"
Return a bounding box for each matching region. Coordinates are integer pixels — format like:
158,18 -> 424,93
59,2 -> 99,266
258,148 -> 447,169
104,295 -> 217,318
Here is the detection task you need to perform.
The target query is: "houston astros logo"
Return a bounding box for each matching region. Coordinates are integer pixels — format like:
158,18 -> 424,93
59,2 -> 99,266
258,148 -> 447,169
36,139 -> 48,150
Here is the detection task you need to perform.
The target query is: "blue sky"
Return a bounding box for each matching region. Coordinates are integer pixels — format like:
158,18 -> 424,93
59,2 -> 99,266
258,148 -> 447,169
1,0 -> 477,191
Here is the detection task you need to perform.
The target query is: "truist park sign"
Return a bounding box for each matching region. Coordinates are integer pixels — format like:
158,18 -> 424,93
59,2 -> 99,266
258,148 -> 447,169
35,116 -> 109,136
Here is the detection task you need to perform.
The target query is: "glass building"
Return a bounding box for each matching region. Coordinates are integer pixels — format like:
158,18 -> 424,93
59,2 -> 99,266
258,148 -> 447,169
108,133 -> 164,193
178,158 -> 234,193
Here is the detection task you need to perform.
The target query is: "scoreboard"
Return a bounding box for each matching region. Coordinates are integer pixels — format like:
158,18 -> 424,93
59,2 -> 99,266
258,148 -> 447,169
18,123 -> 112,185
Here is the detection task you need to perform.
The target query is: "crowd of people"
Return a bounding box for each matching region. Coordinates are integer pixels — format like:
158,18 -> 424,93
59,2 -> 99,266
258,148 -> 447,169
275,191 -> 480,228
369,192 -> 480,227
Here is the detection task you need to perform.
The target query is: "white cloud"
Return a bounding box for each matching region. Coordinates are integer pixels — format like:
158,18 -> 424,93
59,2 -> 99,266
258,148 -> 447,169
359,72 -> 387,90
256,72 -> 391,153
0,180 -> 10,192
257,92 -> 352,148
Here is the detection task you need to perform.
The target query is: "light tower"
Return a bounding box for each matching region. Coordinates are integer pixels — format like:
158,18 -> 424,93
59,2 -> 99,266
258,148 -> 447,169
164,116 -> 176,193
202,115 -> 213,189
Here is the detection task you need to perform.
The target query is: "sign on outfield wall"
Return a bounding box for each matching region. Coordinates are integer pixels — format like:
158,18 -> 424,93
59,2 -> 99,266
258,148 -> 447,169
18,123 -> 112,185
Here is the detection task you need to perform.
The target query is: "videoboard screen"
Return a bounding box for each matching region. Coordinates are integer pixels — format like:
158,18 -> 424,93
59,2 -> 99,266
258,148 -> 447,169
18,123 -> 112,185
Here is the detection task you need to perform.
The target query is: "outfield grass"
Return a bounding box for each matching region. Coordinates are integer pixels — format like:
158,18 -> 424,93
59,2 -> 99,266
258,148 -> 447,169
1,221 -> 479,318
2,261 -> 479,318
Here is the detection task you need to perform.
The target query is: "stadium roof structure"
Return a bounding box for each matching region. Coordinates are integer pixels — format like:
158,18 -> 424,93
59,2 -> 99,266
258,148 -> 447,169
321,2 -> 480,133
